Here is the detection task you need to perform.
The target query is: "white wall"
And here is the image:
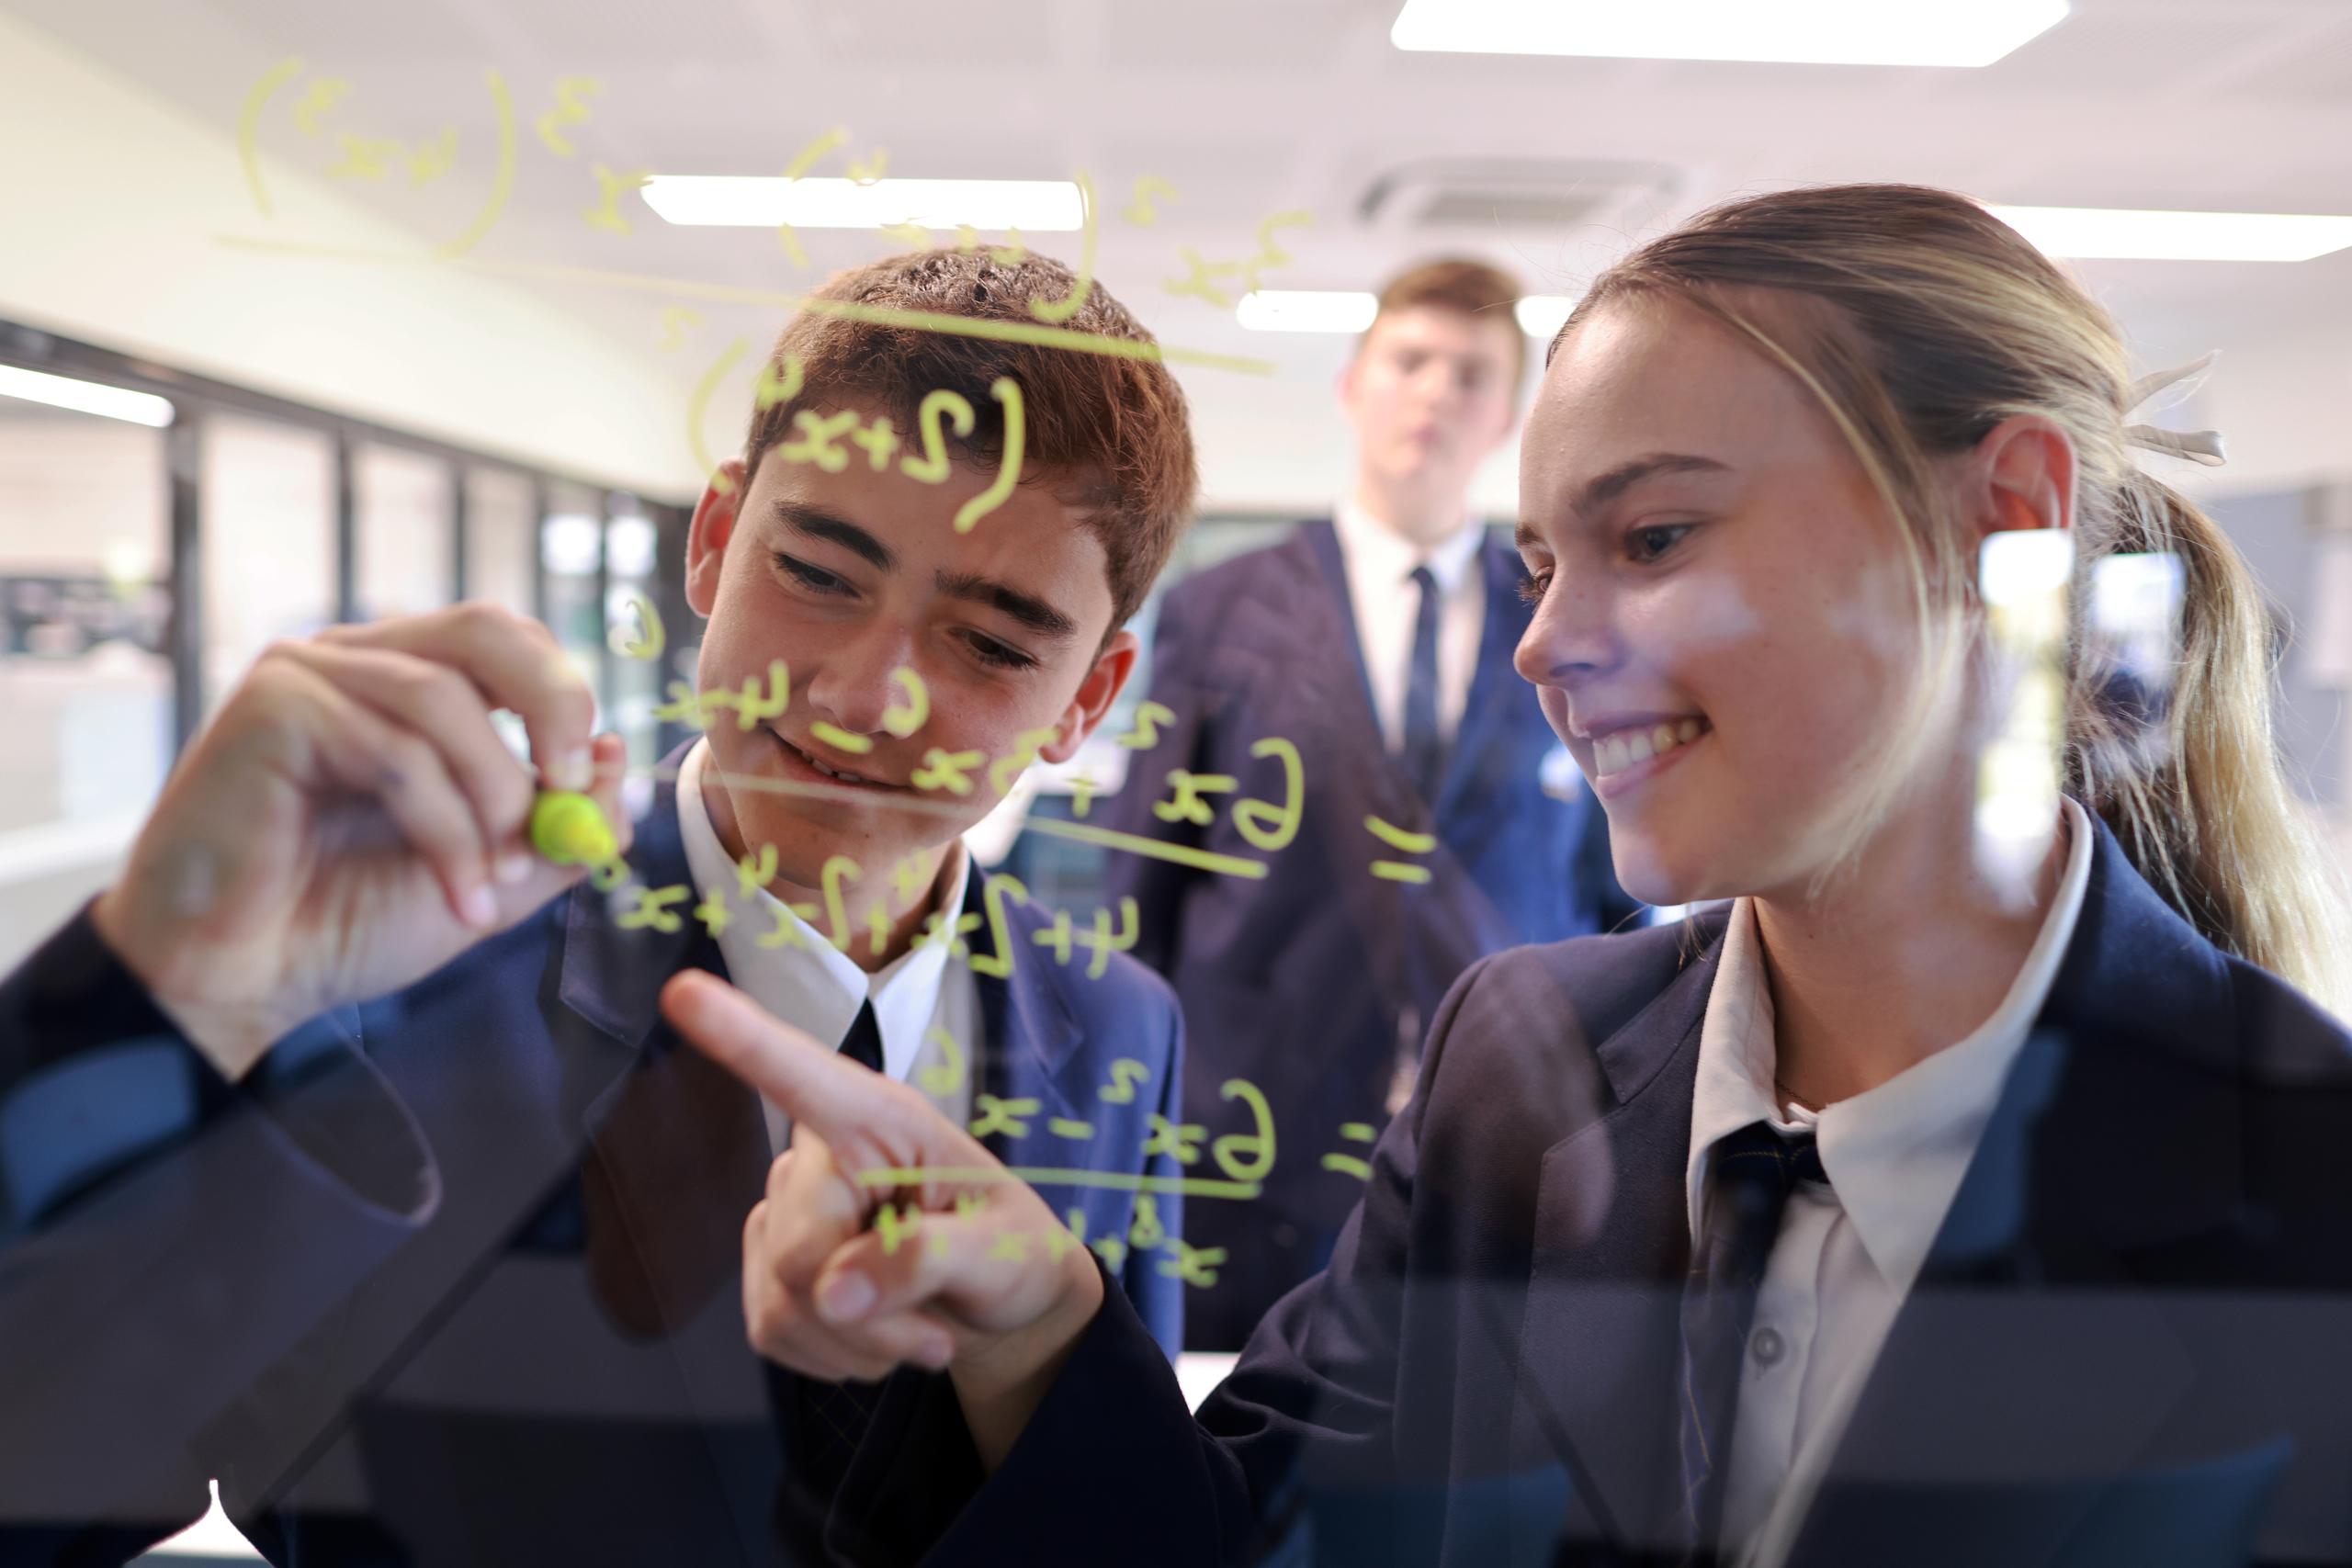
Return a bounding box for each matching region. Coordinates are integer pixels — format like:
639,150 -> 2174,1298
0,13 -> 694,501
1171,330 -> 1525,518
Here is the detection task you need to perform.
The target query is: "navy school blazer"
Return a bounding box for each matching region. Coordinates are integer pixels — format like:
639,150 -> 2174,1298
0,766 -> 1184,1566
1101,520 -> 1635,1341
844,815 -> 2352,1568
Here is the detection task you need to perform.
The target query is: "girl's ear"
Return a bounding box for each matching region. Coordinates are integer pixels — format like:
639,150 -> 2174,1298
1973,415 -> 2078,543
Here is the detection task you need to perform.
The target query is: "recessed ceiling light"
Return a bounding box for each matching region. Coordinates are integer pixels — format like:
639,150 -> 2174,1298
1986,204 -> 2352,262
640,176 -> 1083,231
1390,0 -> 2070,67
1236,291 -> 1379,333
0,365 -> 174,427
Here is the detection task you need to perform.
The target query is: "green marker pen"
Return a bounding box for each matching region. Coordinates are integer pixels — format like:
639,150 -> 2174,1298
529,789 -> 616,867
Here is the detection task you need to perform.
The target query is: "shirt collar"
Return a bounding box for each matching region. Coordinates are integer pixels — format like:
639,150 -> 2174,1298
1332,492 -> 1487,596
674,739 -> 969,1084
1683,796 -> 2098,1293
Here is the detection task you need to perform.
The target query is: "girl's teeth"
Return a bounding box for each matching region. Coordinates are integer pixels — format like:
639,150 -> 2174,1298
1590,720 -> 1707,780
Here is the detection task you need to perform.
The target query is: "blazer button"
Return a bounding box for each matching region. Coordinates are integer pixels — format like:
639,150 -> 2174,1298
1749,1326 -> 1785,1366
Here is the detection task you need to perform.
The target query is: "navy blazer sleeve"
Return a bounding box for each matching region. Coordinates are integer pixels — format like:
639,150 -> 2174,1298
842,954 -> 1499,1566
1100,586 -> 1214,975
0,908 -> 439,1551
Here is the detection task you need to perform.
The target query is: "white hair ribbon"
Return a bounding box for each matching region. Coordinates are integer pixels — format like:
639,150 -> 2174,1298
2123,350 -> 2227,467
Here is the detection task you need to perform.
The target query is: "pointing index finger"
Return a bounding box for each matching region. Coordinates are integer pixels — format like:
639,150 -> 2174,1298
661,970 -> 897,1148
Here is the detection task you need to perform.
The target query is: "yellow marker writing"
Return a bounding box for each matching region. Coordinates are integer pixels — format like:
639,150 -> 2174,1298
776,126 -> 848,267
606,590 -> 664,660
900,389 -> 975,484
536,76 -> 604,157
434,70 -> 516,261
656,305 -> 701,352
820,854 -> 861,951
289,76 -> 351,137
1234,736 -> 1303,852
1238,209 -> 1314,294
585,164 -> 651,234
1366,814 -> 1438,885
688,335 -> 751,495
918,1024 -> 967,1098
1164,247 -> 1242,309
953,378 -> 1026,534
530,790 -> 616,866
754,353 -> 806,411
849,416 -> 900,470
325,133 -> 399,182
207,240 -> 1281,377
808,720 -> 874,755
1028,171 -> 1096,325
911,747 -> 983,795
407,128 -> 458,187
881,669 -> 929,739
1125,175 -> 1179,226
238,57 -> 306,218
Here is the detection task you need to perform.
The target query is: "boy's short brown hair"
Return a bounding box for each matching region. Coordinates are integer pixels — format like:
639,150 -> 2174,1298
745,251 -> 1198,630
1366,255 -> 1528,387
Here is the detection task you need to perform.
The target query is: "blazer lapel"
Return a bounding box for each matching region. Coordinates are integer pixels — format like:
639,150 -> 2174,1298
1511,923 -> 1725,1558
1298,517 -> 1384,731
557,757 -> 711,1059
556,756 -> 766,1341
966,872 -> 1088,1167
1787,820 -> 2241,1568
1430,534 -> 1532,824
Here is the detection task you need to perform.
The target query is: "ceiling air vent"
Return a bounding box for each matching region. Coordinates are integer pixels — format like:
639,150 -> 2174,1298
1357,159 -> 1679,234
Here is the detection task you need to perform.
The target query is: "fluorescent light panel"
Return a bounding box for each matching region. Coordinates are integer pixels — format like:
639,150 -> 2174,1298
1390,0 -> 2070,67
1986,204 -> 2352,262
0,365 -> 173,427
641,176 -> 1082,231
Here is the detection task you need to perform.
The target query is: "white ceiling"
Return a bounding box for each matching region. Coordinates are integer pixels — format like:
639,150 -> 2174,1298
8,0 -> 2352,499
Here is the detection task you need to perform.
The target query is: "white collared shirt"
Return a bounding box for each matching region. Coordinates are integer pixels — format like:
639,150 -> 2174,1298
1330,496 -> 1488,755
675,739 -> 977,1153
1685,797 -> 2097,1567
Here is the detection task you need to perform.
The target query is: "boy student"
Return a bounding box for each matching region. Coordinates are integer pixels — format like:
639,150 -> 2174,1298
0,249 -> 1198,1564
1101,257 -> 1639,1348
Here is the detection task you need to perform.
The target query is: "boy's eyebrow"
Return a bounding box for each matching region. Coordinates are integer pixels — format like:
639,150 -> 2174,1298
774,502 -> 894,570
934,570 -> 1079,640
1517,452 -> 1735,549
771,500 -> 1077,640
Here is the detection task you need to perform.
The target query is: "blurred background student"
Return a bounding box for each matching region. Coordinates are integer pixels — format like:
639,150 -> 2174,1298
1102,259 -> 1639,1349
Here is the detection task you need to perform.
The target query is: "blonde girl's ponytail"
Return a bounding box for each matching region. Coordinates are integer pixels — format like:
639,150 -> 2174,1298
2075,468 -> 2352,1015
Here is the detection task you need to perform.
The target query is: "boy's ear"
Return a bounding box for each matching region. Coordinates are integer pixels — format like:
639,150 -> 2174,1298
684,459 -> 750,617
1040,629 -> 1140,764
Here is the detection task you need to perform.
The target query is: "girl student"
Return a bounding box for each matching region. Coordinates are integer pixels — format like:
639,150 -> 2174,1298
665,183 -> 2352,1568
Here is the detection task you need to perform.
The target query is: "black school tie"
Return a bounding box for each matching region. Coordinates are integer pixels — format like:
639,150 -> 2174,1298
782,1000 -> 888,1506
1676,1120 -> 1828,1563
1400,563 -> 1446,802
